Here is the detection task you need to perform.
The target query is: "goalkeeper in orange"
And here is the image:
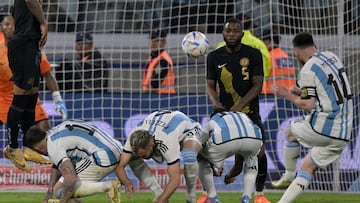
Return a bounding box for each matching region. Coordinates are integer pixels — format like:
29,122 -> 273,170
0,14 -> 67,171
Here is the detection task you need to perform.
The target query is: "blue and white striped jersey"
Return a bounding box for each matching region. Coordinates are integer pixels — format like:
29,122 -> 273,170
203,112 -> 262,144
47,120 -> 123,167
124,110 -> 201,164
299,51 -> 353,140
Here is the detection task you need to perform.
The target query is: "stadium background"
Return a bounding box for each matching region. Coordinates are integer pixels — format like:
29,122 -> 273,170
0,0 -> 359,194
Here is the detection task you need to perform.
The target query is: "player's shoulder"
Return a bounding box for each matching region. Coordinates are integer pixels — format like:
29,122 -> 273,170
208,46 -> 227,57
241,43 -> 262,56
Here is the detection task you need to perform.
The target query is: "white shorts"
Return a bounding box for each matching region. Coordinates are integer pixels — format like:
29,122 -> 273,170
290,117 -> 348,169
182,127 -> 202,147
59,158 -> 117,182
204,138 -> 262,169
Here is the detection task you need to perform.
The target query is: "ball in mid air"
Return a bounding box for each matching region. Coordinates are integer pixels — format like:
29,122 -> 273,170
181,31 -> 209,59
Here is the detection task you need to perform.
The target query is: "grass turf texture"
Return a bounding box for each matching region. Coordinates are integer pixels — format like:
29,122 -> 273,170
1,192 -> 360,203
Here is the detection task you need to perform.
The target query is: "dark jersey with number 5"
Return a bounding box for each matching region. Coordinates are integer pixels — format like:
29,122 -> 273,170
207,44 -> 263,120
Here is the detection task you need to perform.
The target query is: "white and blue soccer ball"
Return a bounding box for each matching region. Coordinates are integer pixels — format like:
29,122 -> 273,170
181,31 -> 209,58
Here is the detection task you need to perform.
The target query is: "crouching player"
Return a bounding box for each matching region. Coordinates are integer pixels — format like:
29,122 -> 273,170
23,120 -> 162,203
197,111 -> 263,203
116,110 -> 202,203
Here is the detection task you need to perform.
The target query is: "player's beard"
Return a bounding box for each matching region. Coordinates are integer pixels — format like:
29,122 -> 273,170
224,36 -> 241,49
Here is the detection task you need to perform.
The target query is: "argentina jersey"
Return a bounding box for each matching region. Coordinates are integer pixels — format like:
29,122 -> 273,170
205,112 -> 262,145
137,110 -> 201,143
133,110 -> 201,163
300,51 -> 353,140
47,120 -> 122,167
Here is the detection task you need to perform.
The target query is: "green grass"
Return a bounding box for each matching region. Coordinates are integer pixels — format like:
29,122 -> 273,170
1,191 -> 359,203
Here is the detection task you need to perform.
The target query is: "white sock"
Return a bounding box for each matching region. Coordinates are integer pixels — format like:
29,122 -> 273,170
198,160 -> 217,198
243,163 -> 257,198
184,162 -> 199,198
283,140 -> 300,180
278,170 -> 312,203
72,181 -> 107,197
129,159 -> 163,196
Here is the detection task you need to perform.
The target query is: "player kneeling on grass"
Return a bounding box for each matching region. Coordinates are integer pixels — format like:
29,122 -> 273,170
116,110 -> 202,203
197,111 -> 263,203
23,120 -> 163,203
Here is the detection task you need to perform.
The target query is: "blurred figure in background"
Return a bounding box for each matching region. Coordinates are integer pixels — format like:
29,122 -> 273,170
142,29 -> 175,94
261,29 -> 296,94
56,32 -> 108,93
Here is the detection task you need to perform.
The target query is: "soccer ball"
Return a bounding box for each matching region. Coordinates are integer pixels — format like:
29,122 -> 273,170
181,31 -> 209,58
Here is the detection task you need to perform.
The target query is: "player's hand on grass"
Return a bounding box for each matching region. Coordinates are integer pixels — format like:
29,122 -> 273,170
125,183 -> 136,198
224,174 -> 235,184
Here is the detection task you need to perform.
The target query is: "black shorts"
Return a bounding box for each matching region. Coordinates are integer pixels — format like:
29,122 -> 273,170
8,38 -> 41,90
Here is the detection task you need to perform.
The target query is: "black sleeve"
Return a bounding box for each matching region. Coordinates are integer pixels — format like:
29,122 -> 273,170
251,49 -> 264,77
206,51 -> 217,80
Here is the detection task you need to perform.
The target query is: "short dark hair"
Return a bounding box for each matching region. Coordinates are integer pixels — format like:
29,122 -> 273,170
263,29 -> 280,44
292,32 -> 315,47
223,17 -> 243,30
130,130 -> 152,153
23,126 -> 47,148
0,4 -> 12,22
76,32 -> 93,43
0,14 -> 10,23
150,29 -> 167,40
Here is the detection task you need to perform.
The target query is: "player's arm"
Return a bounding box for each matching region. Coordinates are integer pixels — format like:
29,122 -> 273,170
156,161 -> 181,203
58,158 -> 78,203
115,151 -> 135,197
40,52 -> 68,120
207,79 -> 225,111
43,164 -> 62,203
43,71 -> 60,92
230,75 -> 263,112
25,0 -> 47,47
224,154 -> 244,184
270,84 -> 315,112
25,0 -> 46,24
43,70 -> 68,120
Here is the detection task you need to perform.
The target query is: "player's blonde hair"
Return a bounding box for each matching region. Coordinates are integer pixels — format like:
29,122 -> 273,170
130,130 -> 152,153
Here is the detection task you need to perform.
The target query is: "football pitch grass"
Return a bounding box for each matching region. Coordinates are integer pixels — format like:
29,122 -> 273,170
1,191 -> 359,203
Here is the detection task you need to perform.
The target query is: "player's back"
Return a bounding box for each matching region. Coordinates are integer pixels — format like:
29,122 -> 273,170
206,112 -> 262,144
136,110 -> 201,142
302,51 -> 353,140
48,120 -> 122,166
